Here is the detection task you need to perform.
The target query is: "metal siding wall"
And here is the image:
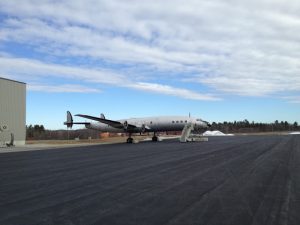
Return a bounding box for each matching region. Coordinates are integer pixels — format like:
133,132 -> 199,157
0,78 -> 26,145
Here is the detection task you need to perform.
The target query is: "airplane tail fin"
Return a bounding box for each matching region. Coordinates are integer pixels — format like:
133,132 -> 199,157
64,111 -> 73,128
64,111 -> 91,128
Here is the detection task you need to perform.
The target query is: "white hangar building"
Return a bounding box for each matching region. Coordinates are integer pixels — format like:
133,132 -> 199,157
0,77 -> 26,146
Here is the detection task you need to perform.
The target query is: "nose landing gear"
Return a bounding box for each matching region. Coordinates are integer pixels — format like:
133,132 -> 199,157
152,133 -> 158,142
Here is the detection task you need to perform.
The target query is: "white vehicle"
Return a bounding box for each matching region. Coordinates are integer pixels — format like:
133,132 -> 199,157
64,111 -> 210,143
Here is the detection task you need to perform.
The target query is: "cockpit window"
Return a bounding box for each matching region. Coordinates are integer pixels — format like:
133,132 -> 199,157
196,119 -> 202,121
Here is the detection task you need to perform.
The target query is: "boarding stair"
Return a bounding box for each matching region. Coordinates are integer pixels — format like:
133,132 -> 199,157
180,123 -> 195,142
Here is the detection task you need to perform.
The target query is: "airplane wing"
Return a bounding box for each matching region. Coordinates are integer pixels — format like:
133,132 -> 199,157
75,114 -> 137,130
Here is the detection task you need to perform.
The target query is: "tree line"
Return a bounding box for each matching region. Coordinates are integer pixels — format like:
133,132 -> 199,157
26,120 -> 299,140
26,125 -> 100,140
210,120 -> 299,133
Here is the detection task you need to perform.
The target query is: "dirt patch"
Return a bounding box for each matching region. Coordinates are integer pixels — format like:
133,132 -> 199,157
26,135 -> 153,145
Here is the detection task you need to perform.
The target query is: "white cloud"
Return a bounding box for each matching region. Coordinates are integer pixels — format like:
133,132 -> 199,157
282,96 -> 300,104
0,0 -> 300,99
27,84 -> 101,93
0,56 -> 126,84
0,56 -> 217,100
129,82 -> 220,101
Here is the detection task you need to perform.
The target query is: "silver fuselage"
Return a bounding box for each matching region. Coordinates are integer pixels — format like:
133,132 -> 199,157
85,116 -> 208,133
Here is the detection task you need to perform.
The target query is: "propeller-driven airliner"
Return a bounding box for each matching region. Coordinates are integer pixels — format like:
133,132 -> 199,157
64,111 -> 210,143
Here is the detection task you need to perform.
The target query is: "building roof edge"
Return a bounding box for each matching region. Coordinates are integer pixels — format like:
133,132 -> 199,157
0,76 -> 26,85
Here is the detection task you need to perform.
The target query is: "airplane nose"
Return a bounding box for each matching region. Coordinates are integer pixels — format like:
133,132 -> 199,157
203,120 -> 211,127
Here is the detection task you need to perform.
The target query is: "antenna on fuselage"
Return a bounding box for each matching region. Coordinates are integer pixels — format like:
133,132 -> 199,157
100,113 -> 105,119
189,112 -> 191,118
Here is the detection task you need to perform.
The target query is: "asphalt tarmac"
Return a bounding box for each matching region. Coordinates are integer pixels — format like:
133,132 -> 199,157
0,135 -> 299,225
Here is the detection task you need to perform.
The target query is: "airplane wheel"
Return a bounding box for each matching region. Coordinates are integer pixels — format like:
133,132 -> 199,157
127,138 -> 133,143
152,136 -> 158,142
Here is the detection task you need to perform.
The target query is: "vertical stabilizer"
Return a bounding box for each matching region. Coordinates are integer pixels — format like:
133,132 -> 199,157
64,111 -> 73,128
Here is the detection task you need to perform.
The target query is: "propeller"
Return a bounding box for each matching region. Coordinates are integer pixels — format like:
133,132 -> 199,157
141,124 -> 146,133
123,120 -> 128,130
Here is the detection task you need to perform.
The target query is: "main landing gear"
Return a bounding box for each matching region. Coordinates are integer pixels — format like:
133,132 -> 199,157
126,138 -> 133,143
126,133 -> 133,143
152,133 -> 158,142
126,133 -> 158,143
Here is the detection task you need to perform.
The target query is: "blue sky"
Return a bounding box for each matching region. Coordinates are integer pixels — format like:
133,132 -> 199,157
0,0 -> 299,129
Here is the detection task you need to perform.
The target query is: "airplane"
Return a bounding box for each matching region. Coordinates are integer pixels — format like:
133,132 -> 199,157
64,111 -> 211,143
